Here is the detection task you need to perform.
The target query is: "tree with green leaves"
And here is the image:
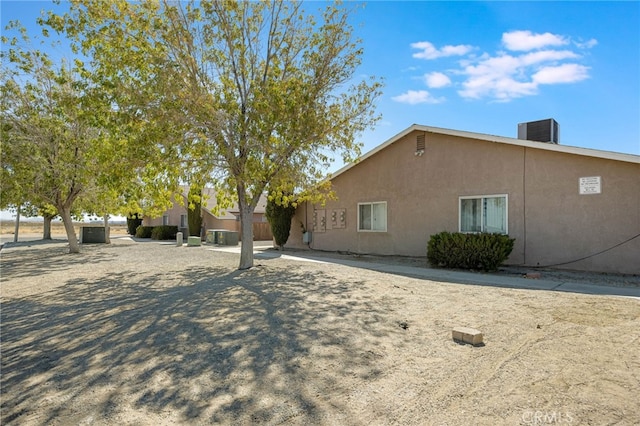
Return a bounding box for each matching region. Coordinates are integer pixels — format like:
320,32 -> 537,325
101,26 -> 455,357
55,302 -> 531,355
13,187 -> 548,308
266,191 -> 297,250
1,16 -> 180,252
187,185 -> 203,237
46,0 -> 382,268
1,43 -> 95,252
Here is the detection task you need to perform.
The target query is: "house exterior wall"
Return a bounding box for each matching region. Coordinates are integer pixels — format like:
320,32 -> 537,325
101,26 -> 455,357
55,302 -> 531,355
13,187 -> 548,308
287,129 -> 639,274
144,196 -> 272,240
202,214 -> 240,233
144,196 -> 186,228
523,148 -> 639,273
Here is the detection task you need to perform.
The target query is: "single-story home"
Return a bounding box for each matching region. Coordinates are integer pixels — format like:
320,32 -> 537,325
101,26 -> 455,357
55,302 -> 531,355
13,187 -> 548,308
285,120 -> 640,274
143,186 -> 273,241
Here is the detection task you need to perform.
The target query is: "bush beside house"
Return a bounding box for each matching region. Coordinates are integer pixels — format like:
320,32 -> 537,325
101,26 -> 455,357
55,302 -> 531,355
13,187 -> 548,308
427,232 -> 515,271
151,225 -> 178,240
135,225 -> 178,240
135,226 -> 154,238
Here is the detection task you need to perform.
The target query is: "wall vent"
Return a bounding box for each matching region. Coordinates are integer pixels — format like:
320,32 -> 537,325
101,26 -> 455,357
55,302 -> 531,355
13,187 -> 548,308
517,118 -> 559,144
415,133 -> 425,156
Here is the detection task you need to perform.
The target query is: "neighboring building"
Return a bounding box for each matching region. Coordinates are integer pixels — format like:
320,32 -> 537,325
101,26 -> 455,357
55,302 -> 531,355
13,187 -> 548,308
143,186 -> 273,241
286,122 -> 640,274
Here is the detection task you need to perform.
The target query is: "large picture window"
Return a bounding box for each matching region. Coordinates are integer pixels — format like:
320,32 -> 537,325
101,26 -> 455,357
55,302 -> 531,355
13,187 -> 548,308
358,202 -> 387,232
459,195 -> 507,234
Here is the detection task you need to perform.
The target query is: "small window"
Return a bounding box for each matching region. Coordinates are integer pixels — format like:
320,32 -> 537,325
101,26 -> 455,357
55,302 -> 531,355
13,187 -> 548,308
358,202 -> 387,232
162,215 -> 169,226
459,195 -> 507,234
180,214 -> 187,228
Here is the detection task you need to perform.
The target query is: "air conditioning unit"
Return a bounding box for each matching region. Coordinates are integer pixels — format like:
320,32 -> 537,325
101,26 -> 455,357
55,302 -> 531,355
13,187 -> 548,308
80,226 -> 107,243
517,118 -> 559,144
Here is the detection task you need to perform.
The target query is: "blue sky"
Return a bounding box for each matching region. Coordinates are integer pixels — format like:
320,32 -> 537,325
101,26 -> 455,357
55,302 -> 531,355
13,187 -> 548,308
349,1 -> 640,160
2,0 -> 639,161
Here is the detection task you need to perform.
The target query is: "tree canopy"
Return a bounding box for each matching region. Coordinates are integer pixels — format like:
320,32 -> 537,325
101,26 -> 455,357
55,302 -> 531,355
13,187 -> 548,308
1,36 -> 102,252
1,14 -> 185,251
23,0 -> 382,267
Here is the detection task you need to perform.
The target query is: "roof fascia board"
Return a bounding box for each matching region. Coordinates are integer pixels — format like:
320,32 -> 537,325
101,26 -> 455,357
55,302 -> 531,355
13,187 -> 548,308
415,125 -> 640,164
330,124 -> 639,181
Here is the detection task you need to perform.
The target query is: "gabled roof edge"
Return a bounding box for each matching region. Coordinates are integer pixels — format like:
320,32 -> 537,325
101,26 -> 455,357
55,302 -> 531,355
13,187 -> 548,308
329,124 -> 639,181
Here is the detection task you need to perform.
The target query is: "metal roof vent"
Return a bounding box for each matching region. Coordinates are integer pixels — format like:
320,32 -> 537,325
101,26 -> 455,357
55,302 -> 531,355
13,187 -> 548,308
517,118 -> 559,144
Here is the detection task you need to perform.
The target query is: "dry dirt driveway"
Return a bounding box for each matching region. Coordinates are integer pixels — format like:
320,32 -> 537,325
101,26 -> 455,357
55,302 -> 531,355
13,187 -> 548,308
1,238 -> 639,425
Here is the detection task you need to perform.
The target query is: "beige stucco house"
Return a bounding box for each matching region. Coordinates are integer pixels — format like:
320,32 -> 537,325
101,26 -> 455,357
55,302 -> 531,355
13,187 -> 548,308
143,187 -> 273,240
286,122 -> 640,274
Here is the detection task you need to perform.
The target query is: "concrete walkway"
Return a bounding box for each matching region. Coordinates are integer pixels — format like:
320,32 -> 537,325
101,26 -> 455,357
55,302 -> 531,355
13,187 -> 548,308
5,236 -> 637,299
212,243 -> 640,299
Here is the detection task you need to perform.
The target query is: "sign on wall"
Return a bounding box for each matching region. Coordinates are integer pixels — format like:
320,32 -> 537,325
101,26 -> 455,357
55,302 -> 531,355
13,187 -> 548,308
579,176 -> 601,195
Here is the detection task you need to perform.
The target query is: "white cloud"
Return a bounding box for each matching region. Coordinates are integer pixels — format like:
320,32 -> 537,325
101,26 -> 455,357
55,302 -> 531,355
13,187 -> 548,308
424,72 -> 451,88
502,30 -> 568,51
458,50 -> 589,101
575,38 -> 598,49
459,77 -> 538,101
533,63 -> 590,84
406,31 -> 593,102
411,41 -> 474,60
520,50 -> 580,65
392,90 -> 445,105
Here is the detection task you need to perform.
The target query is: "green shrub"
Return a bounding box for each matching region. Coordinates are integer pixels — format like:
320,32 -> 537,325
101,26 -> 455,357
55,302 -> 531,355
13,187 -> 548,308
427,232 -> 515,271
126,213 -> 143,235
151,225 -> 178,240
135,225 -> 154,238
265,194 -> 296,250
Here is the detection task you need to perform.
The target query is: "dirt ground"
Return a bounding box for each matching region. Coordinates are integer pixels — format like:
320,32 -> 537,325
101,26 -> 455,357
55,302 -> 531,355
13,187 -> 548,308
1,235 -> 639,425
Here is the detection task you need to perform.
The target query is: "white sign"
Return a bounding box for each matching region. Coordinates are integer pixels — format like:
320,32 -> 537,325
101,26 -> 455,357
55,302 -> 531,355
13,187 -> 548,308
579,176 -> 601,195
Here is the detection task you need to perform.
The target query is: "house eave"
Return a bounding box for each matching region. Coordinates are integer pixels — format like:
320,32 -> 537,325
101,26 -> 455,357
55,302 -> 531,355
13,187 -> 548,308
329,124 -> 640,181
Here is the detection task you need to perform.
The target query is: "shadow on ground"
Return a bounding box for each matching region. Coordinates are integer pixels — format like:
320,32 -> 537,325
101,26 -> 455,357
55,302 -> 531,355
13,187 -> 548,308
1,258 -> 396,424
0,241 -> 114,280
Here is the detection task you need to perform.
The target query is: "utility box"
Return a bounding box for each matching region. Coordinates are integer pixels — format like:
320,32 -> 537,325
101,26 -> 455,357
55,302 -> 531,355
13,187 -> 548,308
219,231 -> 239,246
80,226 -> 107,243
303,231 -> 312,244
206,229 -> 225,244
206,229 -> 239,245
187,236 -> 201,246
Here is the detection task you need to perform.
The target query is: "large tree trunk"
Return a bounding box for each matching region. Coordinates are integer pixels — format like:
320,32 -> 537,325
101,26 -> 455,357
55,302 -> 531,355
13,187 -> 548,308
13,205 -> 20,243
43,213 -> 53,240
238,201 -> 255,270
59,205 -> 80,253
103,213 -> 110,243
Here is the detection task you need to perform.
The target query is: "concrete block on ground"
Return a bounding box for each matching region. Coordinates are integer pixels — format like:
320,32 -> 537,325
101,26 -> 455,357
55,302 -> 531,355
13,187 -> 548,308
452,327 -> 483,346
187,236 -> 201,247
176,232 -> 183,247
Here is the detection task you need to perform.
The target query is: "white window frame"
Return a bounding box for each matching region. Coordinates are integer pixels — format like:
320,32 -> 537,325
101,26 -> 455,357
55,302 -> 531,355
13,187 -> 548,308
180,214 -> 187,228
162,215 -> 170,226
357,201 -> 387,232
458,194 -> 508,234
